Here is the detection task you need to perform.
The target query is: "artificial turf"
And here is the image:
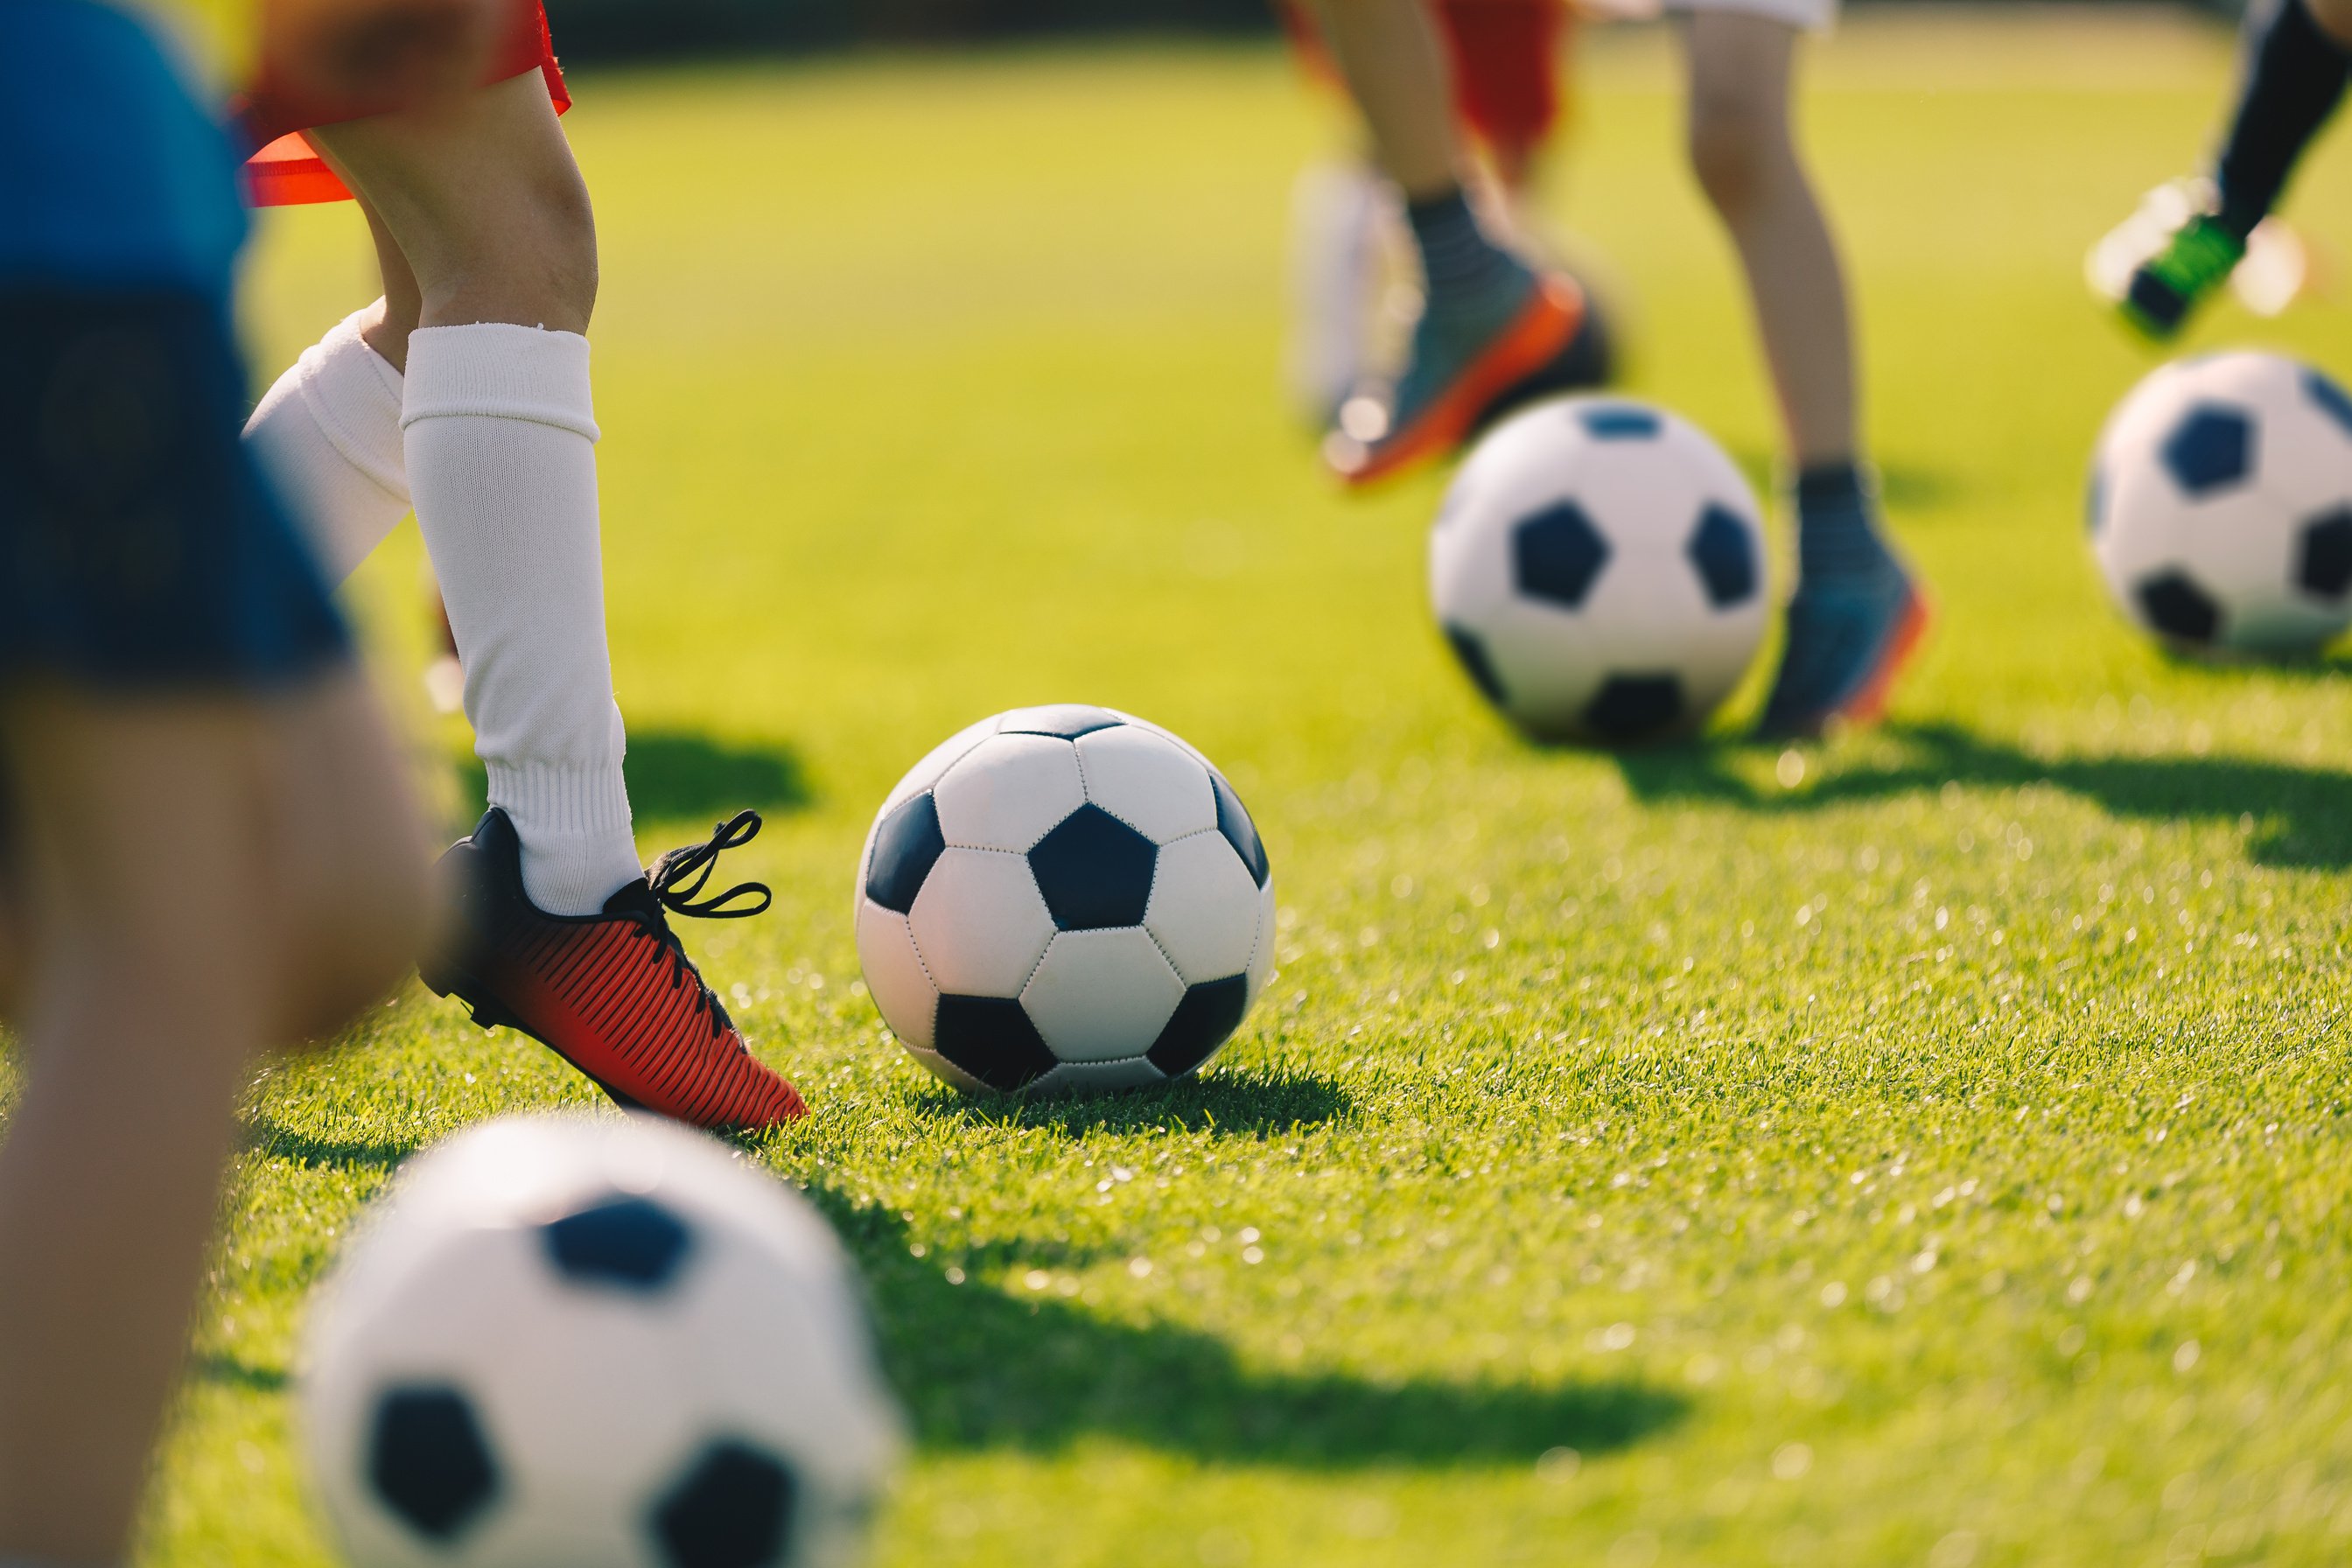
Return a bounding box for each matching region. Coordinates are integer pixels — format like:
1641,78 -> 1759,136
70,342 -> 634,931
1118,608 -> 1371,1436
18,11 -> 2352,1564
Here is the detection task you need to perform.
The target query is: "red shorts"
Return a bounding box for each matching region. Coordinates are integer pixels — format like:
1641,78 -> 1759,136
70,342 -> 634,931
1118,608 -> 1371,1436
234,0 -> 570,207
1283,0 -> 1571,162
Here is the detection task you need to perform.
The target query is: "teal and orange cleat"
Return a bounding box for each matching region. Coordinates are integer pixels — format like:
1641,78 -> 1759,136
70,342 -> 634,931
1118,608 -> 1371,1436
1323,264 -> 1597,488
1755,558 -> 1931,742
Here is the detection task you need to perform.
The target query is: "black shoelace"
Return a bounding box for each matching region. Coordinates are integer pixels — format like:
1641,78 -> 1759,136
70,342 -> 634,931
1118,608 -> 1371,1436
643,810 -> 773,1021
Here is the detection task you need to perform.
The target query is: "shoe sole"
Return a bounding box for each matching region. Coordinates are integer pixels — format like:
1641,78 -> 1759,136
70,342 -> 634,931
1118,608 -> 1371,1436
1334,274 -> 1586,488
1830,588 -> 1933,734
1754,587 -> 1932,743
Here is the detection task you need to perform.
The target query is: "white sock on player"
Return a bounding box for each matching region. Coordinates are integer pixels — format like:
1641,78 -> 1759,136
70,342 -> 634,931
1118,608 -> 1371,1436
243,304 -> 410,583
402,323 -> 641,916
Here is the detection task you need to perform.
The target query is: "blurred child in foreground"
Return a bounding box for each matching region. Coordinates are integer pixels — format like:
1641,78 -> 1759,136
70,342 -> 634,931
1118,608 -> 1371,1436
0,0 -> 484,1555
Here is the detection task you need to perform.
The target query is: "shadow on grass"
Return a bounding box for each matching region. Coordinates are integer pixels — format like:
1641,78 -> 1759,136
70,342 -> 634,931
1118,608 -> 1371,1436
191,1352 -> 288,1394
455,728 -> 811,824
906,1066 -> 1353,1140
808,1188 -> 1685,1466
241,1117 -> 415,1172
1613,721 -> 2352,869
2154,646 -> 2352,684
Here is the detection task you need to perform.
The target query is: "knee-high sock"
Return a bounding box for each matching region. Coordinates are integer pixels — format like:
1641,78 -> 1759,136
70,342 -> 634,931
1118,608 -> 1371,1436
2215,0 -> 2352,239
243,305 -> 410,584
402,325 -> 640,915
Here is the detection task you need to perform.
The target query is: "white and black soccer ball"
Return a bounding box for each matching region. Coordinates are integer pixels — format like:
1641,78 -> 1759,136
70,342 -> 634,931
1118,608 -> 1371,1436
1430,397 -> 1769,743
855,705 -> 1274,1096
2090,351 -> 2352,654
301,1114 -> 901,1568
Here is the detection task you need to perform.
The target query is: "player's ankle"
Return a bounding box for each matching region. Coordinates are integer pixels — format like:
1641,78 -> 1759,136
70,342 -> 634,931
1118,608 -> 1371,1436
488,760 -> 640,917
1793,459 -> 1895,582
1403,186 -> 1524,321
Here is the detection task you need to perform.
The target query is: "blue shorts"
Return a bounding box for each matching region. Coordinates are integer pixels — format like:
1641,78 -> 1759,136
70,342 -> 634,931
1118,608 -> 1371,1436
0,0 -> 349,689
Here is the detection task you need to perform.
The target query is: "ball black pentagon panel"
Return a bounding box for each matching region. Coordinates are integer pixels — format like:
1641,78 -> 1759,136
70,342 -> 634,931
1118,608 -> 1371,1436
2296,507 -> 2352,599
1583,674 -> 1684,743
1146,975 -> 1250,1079
933,995 -> 1060,1091
1684,503 -> 1758,608
1208,770 -> 1270,889
651,1439 -> 796,1568
1026,804 -> 1158,930
2136,570 -> 2222,643
864,792 -> 944,914
1578,403 -> 1661,441
996,704 -> 1124,739
368,1385 -> 499,1543
1511,501 -> 1611,609
542,1194 -> 694,1292
2306,368 -> 2352,438
2160,402 -> 2254,498
1443,624 -> 1508,707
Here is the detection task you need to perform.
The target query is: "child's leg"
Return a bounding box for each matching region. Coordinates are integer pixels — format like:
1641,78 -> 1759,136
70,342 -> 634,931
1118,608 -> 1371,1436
1680,12 -> 1851,467
1679,13 -> 1924,738
297,74 -> 806,1133
0,676 -> 426,1562
307,72 -> 634,919
2214,0 -> 2352,241
1311,0 -> 1596,484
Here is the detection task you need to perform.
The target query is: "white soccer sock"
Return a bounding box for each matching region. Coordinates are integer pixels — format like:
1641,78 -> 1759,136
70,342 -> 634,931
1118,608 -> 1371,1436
402,324 -> 640,916
243,304 -> 411,583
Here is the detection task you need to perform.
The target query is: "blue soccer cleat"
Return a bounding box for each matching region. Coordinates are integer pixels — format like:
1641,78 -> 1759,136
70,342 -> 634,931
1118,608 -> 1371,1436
1755,556 -> 1931,740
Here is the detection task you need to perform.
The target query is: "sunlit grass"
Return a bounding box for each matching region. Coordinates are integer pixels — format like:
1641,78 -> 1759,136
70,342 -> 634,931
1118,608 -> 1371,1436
116,14 -> 2352,1564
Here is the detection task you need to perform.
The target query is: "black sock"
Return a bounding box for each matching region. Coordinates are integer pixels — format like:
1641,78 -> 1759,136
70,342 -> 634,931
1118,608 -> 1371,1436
2214,0 -> 2352,240
1404,188 -> 1519,315
1795,461 -> 1889,581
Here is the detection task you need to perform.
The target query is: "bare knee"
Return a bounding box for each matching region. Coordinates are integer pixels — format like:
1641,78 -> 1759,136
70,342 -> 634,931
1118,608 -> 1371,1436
416,169 -> 598,334
1686,91 -> 1788,227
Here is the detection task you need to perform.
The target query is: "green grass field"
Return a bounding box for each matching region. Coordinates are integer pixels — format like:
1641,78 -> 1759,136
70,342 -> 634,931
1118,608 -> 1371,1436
23,10 -> 2352,1564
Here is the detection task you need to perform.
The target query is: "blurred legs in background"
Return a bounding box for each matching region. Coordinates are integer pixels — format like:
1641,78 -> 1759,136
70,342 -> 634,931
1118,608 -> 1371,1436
1284,0 -> 1591,424
1681,13 -> 1851,470
1307,0 -> 1604,485
1673,7 -> 1925,738
2096,0 -> 2352,340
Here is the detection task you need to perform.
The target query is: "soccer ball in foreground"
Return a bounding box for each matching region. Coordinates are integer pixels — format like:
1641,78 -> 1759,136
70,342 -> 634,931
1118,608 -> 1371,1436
855,705 -> 1274,1096
2090,351 -> 2352,654
1430,397 -> 1769,743
301,1114 -> 900,1568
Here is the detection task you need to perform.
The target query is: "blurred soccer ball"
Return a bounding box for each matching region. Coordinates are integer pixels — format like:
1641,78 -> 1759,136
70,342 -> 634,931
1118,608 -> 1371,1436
302,1114 -> 900,1568
1430,397 -> 1769,742
2089,351 -> 2352,655
855,705 -> 1274,1096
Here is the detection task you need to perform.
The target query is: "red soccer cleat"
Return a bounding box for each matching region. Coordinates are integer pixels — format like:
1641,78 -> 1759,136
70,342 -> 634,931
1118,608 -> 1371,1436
422,808 -> 807,1131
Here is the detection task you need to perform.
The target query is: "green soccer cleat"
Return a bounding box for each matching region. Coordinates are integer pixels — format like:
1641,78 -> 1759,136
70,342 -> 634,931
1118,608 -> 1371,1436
2119,214 -> 2246,341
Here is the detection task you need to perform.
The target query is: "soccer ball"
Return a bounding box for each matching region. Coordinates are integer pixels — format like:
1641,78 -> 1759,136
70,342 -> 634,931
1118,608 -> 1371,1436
855,705 -> 1274,1096
2089,351 -> 2352,654
301,1114 -> 900,1568
1429,396 -> 1769,743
